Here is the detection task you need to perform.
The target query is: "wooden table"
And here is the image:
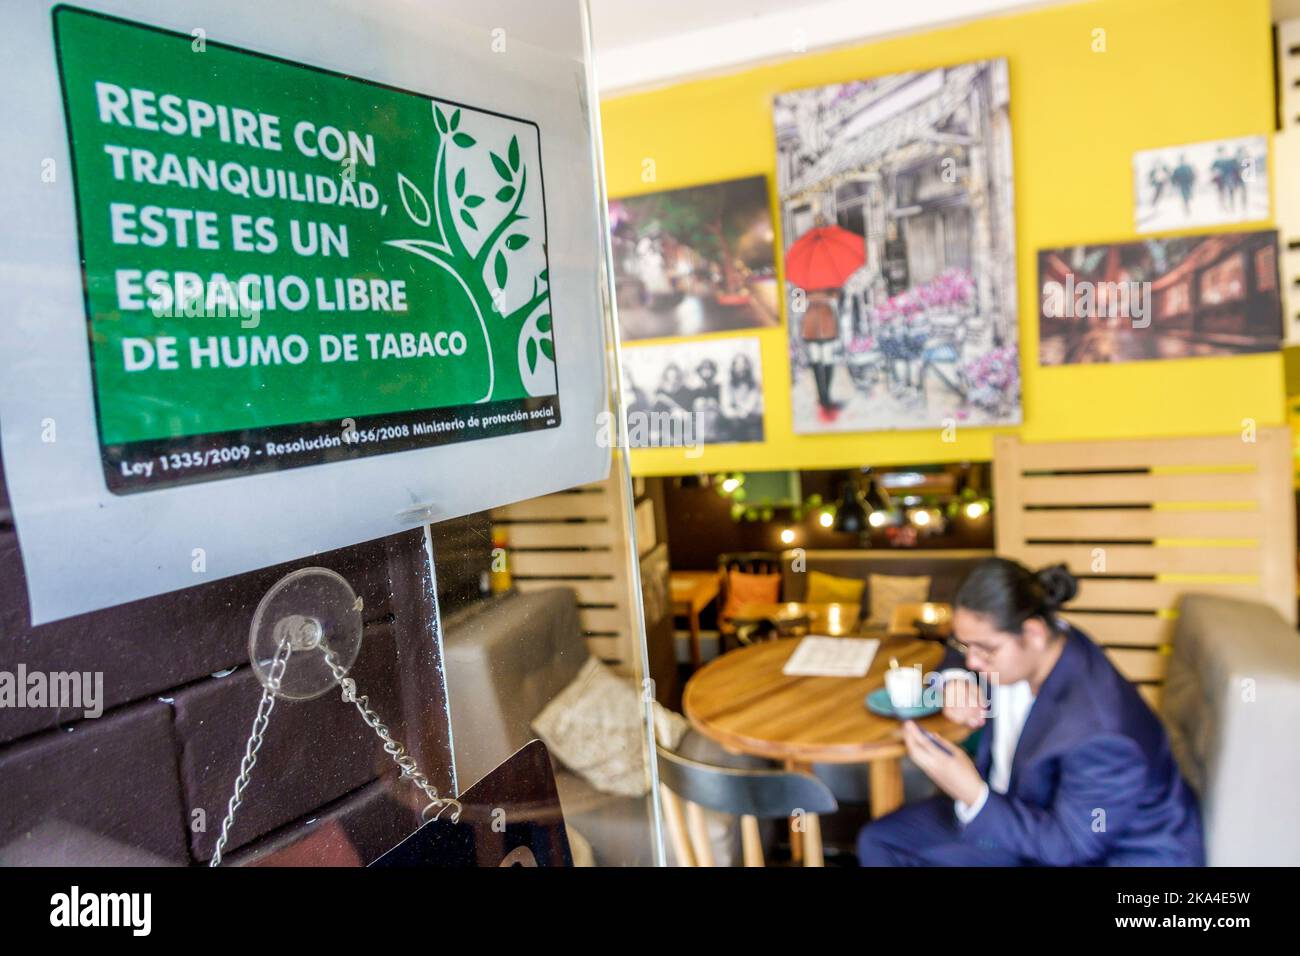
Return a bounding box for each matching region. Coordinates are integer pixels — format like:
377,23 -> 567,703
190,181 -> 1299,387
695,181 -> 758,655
729,600 -> 953,639
728,601 -> 863,637
681,634 -> 969,865
670,571 -> 721,669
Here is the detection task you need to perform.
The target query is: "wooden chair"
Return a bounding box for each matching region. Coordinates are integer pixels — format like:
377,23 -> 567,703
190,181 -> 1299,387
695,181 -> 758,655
715,551 -> 782,652
656,744 -> 838,867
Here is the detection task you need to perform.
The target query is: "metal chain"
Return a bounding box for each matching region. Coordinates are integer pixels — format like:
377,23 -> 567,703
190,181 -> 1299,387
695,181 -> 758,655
209,636 -> 293,867
208,638 -> 460,867
319,647 -> 462,825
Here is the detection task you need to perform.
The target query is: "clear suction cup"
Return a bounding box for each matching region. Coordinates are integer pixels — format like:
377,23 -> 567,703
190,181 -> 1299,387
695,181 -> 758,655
249,567 -> 364,700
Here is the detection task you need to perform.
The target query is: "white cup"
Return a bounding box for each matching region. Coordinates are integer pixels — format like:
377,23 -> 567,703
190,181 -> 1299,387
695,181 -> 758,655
885,664 -> 923,710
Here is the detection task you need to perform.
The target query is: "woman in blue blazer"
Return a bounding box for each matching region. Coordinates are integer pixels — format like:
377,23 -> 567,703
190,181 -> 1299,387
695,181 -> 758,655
857,559 -> 1205,866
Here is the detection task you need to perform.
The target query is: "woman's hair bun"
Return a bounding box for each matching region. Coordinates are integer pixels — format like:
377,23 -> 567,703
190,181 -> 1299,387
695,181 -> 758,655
1035,564 -> 1078,609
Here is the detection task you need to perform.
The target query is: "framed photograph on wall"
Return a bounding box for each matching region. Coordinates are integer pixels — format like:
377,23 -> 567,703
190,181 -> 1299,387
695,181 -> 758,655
621,336 -> 765,447
1037,229 -> 1282,365
1133,135 -> 1270,234
773,58 -> 1022,434
608,176 -> 779,341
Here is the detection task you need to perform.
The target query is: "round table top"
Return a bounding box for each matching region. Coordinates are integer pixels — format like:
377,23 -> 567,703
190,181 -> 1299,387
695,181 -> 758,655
728,601 -> 862,636
682,636 -> 969,765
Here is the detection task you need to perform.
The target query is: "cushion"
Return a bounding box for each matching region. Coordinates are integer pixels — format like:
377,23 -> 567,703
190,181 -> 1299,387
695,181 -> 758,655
868,573 -> 931,625
805,570 -> 866,604
720,569 -> 781,623
531,657 -> 688,797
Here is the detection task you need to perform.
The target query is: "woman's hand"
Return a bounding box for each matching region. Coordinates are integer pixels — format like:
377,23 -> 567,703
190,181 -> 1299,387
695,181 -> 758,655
942,672 -> 987,730
901,721 -> 985,807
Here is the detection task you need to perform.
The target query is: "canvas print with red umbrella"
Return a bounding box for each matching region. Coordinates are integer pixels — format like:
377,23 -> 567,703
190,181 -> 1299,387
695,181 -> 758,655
774,58 -> 1021,433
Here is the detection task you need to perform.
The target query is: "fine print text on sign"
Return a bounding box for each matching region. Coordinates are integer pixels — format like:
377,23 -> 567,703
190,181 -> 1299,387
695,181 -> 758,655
54,6 -> 561,494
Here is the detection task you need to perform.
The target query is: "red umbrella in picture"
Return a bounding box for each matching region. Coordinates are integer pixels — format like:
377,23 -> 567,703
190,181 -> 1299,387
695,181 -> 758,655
784,224 -> 867,291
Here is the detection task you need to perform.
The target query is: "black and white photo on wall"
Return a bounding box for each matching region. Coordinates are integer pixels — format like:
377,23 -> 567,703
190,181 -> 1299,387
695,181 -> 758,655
621,337 -> 765,448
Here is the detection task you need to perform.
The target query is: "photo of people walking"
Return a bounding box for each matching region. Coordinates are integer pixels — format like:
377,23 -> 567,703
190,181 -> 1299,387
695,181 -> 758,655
1133,135 -> 1269,233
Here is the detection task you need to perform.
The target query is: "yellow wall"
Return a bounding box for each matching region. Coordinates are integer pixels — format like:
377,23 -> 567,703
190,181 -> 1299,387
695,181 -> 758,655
601,0 -> 1283,477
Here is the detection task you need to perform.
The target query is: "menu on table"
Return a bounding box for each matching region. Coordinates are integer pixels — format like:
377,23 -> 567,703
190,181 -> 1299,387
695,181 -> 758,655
782,636 -> 880,678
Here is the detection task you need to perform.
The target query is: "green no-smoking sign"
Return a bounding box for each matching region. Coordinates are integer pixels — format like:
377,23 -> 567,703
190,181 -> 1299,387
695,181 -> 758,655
0,1 -> 609,623
55,5 -> 561,493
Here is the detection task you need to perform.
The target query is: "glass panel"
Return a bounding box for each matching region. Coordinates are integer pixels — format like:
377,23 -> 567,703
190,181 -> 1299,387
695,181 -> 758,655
422,0 -> 663,869
431,473 -> 665,866
0,0 -> 661,868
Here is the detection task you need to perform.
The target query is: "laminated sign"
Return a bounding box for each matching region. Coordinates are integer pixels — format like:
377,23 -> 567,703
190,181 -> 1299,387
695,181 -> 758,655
0,1 -> 610,623
55,6 -> 561,492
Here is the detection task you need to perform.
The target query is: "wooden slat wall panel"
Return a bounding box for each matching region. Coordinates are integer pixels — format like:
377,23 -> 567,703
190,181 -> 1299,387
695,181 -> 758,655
996,428 -> 1297,696
1255,427 -> 1297,622
1073,578 -> 1261,611
1022,508 -> 1263,540
1016,435 -> 1262,470
1062,613 -> 1173,647
579,607 -> 632,633
509,550 -> 616,576
498,494 -> 614,520
585,636 -> 627,662
634,498 -> 657,556
1019,544 -> 1261,575
498,521 -> 616,549
1020,472 -> 1259,505
1137,683 -> 1163,711
515,577 -> 623,605
1106,648 -> 1168,683
491,458 -> 645,670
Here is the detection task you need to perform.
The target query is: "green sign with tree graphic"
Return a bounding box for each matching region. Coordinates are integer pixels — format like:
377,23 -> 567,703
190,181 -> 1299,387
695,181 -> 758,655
54,5 -> 560,493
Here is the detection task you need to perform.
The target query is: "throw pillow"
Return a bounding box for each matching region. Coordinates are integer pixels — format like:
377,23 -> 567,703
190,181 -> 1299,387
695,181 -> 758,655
531,656 -> 689,797
805,570 -> 866,604
868,573 -> 931,625
720,568 -> 781,624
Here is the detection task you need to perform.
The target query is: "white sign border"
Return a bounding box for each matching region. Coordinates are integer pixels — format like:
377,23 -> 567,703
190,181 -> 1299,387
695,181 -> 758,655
0,0 -> 611,624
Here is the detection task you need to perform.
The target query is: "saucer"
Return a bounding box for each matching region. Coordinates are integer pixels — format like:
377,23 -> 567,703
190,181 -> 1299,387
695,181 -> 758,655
865,687 -> 941,720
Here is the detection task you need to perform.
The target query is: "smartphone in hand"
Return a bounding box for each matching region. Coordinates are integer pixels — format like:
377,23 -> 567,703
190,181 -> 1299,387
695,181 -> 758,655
919,726 -> 955,755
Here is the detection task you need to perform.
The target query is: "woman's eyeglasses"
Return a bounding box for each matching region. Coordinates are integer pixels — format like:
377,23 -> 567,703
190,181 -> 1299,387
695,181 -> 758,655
913,621 -> 1000,659
913,622 -> 974,657
946,635 -> 1008,659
